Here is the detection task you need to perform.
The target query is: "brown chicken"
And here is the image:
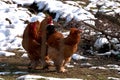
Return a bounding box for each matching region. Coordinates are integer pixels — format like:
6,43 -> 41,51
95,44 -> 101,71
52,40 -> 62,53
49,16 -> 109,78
46,25 -> 64,50
22,20 -> 41,69
22,16 -> 53,69
46,28 -> 82,72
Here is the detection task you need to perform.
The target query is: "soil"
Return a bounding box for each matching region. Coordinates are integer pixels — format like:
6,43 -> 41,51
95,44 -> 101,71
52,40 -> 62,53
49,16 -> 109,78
0,52 -> 120,80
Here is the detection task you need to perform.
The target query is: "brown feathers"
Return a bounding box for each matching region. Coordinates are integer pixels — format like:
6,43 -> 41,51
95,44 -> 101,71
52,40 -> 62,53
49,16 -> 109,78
22,16 -> 54,69
46,28 -> 82,72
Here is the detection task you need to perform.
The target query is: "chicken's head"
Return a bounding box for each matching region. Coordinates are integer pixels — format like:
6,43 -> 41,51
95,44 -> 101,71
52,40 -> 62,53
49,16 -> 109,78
46,16 -> 53,25
70,28 -> 82,35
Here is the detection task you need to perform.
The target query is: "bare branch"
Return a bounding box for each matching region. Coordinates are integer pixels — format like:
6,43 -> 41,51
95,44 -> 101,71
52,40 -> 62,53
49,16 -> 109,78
82,21 -> 120,39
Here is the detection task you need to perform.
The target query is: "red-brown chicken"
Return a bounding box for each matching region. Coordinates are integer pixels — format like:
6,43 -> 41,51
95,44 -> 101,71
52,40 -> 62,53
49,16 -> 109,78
22,20 -> 41,69
46,25 -> 64,50
46,28 -> 82,72
22,16 -> 53,69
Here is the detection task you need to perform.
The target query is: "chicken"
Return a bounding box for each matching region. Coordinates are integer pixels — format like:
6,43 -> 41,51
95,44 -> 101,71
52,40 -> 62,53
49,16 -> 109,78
22,16 -> 53,69
46,25 -> 64,49
22,20 -> 41,69
46,28 -> 82,72
37,16 -> 54,68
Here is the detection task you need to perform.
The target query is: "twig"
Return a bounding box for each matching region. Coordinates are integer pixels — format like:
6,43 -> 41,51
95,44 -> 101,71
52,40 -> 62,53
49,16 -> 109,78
82,21 -> 120,39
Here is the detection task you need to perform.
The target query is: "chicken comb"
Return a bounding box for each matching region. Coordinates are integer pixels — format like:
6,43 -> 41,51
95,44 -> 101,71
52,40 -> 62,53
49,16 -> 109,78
47,16 -> 53,25
29,22 -> 37,32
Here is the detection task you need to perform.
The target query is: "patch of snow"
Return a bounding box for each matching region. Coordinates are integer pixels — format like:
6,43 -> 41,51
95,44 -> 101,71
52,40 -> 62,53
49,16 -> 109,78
107,64 -> 119,68
0,32 -> 6,41
108,77 -> 120,80
37,0 -> 95,25
115,44 -> 120,49
72,54 -> 88,60
65,1 -> 82,7
13,71 -> 28,75
89,66 -> 107,70
7,37 -> 23,50
17,49 -> 26,53
62,31 -> 69,38
111,38 -> 119,44
12,0 -> 34,6
30,13 -> 45,22
114,8 -> 120,14
111,50 -> 120,55
94,37 -> 109,49
107,64 -> 120,71
95,51 -> 111,56
0,1 -> 44,51
16,75 -> 82,80
0,63 -> 7,67
0,51 -> 15,57
0,72 -> 11,75
86,1 -> 120,16
65,63 -> 74,68
21,53 -> 28,58
0,71 -> 28,75
80,63 -> 92,67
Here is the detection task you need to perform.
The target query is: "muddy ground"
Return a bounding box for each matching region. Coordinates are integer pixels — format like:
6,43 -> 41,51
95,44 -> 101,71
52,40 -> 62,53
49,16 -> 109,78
0,52 -> 120,80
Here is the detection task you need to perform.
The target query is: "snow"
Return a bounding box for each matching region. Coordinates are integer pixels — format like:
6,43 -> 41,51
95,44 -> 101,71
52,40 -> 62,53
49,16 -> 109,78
107,64 -> 120,71
0,71 -> 28,75
0,0 -> 46,51
0,51 -> 15,56
94,37 -> 109,49
13,71 -> 28,75
86,0 -> 120,15
21,53 -> 28,58
108,77 -> 120,80
0,32 -> 6,41
80,63 -> 92,67
30,13 -> 45,22
66,63 -> 74,68
88,64 -> 120,75
111,38 -> 119,44
37,0 -> 95,25
72,53 -> 89,60
0,0 -> 120,79
16,75 -> 82,80
12,0 -> 34,6
95,51 -> 111,56
89,66 -> 107,70
0,72 -> 11,75
0,0 -> 118,53
111,50 -> 120,55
